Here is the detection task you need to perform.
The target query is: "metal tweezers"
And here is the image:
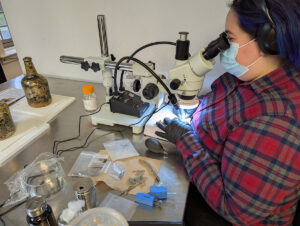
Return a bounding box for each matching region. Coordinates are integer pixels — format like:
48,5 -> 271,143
139,159 -> 160,183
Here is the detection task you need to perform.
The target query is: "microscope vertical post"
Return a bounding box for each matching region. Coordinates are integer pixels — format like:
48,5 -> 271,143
97,15 -> 114,101
97,15 -> 109,57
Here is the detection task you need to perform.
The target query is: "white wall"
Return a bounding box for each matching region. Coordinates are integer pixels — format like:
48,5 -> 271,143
1,0 -> 229,94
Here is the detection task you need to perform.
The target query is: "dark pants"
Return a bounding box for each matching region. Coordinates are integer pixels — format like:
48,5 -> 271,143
183,183 -> 232,226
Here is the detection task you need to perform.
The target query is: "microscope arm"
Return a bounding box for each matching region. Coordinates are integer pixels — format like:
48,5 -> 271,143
60,55 -> 169,106
169,32 -> 229,99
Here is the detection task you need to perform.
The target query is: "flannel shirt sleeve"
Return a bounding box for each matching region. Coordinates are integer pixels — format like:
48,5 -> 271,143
176,115 -> 300,225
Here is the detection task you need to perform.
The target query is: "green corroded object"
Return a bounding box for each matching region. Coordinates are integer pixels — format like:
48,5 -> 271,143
0,101 -> 16,140
21,57 -> 52,108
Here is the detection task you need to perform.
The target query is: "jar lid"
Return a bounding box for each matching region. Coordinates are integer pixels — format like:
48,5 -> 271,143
69,207 -> 128,226
82,85 -> 95,95
73,178 -> 94,195
26,197 -> 46,217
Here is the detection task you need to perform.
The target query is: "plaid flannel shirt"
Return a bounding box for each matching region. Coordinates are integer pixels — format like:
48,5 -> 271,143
176,65 -> 300,225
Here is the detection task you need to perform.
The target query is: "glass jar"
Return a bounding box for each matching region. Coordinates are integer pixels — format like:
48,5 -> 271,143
21,57 -> 52,108
26,197 -> 57,226
82,85 -> 97,112
0,100 -> 16,140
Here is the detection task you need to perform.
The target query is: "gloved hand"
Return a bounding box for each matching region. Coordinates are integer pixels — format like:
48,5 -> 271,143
155,117 -> 192,144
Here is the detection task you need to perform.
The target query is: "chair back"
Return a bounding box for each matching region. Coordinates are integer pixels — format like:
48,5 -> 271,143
293,201 -> 300,226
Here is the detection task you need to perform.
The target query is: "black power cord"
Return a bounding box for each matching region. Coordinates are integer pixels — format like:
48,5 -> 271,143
56,128 -> 97,156
0,198 -> 27,226
0,202 -> 5,209
129,101 -> 170,127
56,101 -> 170,156
113,56 -> 177,106
0,217 -> 5,226
56,129 -> 117,156
114,56 -> 170,95
0,199 -> 27,217
55,98 -> 170,156
119,41 -> 176,90
53,102 -> 108,155
0,200 -> 6,226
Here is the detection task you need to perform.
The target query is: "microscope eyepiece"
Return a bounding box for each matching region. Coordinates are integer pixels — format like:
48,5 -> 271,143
176,32 -> 190,61
202,32 -> 230,60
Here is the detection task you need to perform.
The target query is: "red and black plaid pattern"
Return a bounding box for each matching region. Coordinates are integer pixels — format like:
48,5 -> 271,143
176,65 -> 300,225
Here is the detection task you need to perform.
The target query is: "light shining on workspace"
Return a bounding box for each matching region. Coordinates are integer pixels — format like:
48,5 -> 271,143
0,0 -> 300,225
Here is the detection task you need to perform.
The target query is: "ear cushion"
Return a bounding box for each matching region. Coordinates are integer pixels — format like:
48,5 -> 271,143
256,22 -> 279,55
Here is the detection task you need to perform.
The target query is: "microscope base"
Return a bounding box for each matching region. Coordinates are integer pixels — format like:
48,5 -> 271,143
91,103 -> 156,134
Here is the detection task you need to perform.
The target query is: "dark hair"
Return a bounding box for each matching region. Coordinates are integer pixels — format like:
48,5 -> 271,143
230,0 -> 300,70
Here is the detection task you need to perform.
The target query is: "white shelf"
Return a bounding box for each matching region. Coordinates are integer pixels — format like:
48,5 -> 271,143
0,93 -> 76,166
11,94 -> 76,123
0,113 -> 50,166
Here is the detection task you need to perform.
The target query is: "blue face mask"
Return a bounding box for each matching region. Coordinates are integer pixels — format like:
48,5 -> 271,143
220,39 -> 262,77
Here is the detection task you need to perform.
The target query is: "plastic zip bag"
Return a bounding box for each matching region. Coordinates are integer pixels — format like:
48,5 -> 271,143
68,151 -> 108,178
100,193 -> 137,220
4,152 -> 64,207
103,139 -> 139,161
4,171 -> 27,207
101,161 -> 125,180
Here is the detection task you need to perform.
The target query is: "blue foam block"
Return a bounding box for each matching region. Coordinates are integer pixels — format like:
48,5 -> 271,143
150,186 -> 167,199
135,193 -> 155,207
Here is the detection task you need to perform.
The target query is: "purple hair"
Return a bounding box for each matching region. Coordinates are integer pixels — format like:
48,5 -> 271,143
230,0 -> 300,70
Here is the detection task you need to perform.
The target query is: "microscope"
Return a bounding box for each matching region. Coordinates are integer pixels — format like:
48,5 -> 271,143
60,15 -> 229,134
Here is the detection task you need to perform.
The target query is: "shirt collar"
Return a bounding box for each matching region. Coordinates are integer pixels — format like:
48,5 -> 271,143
211,72 -> 241,93
240,65 -> 300,92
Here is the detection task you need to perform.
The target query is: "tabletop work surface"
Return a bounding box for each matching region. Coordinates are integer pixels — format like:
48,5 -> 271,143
0,75 -> 189,225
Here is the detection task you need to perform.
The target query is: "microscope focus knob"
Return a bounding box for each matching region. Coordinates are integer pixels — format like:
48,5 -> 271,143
143,83 -> 159,100
111,54 -> 116,61
170,79 -> 181,90
133,80 -> 141,92
91,62 -> 100,72
81,61 -> 90,71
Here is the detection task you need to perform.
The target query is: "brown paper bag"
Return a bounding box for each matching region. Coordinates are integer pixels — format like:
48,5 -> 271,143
95,150 -> 162,195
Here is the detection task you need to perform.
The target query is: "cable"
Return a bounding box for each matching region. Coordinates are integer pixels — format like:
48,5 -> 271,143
56,128 -> 97,156
53,103 -> 107,154
128,101 -> 170,127
119,41 -> 176,90
115,56 -> 178,106
0,201 -> 4,226
0,202 -> 5,209
56,129 -> 124,156
0,216 -> 5,226
114,56 -> 174,98
57,101 -> 170,155
53,102 -> 108,155
0,199 -> 27,218
0,195 -> 28,225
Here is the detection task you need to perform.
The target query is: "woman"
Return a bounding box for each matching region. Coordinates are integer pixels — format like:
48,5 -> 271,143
156,0 -> 300,225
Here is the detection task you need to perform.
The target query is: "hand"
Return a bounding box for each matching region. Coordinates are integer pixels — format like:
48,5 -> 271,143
155,117 -> 192,143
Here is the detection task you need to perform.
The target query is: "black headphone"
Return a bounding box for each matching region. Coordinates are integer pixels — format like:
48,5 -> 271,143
254,0 -> 279,55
